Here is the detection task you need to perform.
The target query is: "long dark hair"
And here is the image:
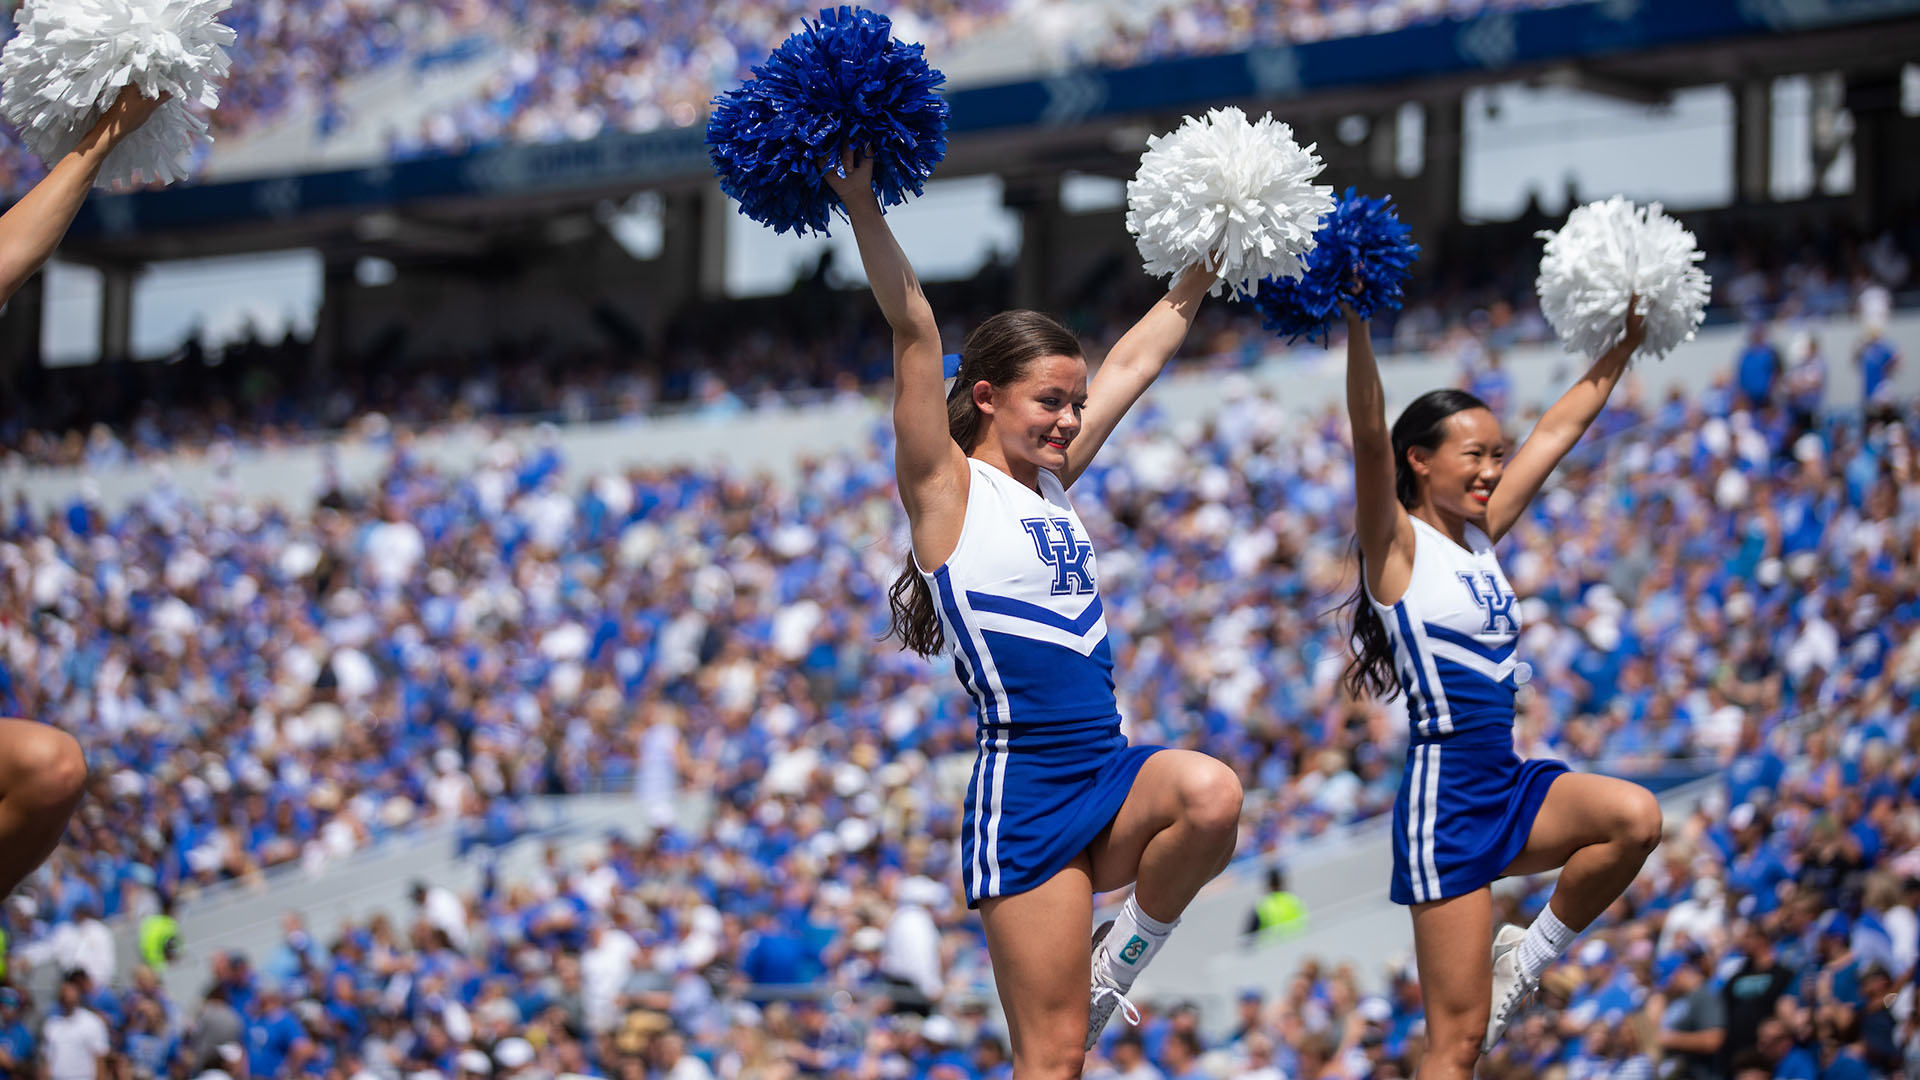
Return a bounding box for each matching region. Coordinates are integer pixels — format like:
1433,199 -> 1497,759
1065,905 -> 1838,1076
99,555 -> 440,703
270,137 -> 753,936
1341,388 -> 1491,699
887,310 -> 1084,657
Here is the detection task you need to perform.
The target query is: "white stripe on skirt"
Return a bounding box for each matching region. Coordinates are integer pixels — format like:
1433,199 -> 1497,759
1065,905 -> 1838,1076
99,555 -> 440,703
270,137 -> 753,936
1420,745 -> 1443,900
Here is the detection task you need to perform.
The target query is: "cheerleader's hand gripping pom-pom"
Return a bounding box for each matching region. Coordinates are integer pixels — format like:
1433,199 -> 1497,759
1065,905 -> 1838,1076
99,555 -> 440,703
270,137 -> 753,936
1125,106 -> 1334,300
1253,188 -> 1419,345
707,5 -> 949,237
1535,196 -> 1711,362
1,0 -> 235,190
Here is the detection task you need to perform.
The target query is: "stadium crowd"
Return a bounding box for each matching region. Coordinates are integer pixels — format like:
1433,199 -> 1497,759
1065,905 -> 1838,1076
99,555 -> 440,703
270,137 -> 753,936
1071,0 -> 1579,71
0,295 -> 1915,1075
0,0 -> 1602,194
384,0 -> 1015,159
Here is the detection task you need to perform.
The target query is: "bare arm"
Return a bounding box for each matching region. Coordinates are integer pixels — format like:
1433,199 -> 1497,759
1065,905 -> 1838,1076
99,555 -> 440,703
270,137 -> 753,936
1482,306 -> 1646,543
1059,264 -> 1214,487
1347,309 -> 1414,604
821,157 -> 968,559
0,88 -> 166,303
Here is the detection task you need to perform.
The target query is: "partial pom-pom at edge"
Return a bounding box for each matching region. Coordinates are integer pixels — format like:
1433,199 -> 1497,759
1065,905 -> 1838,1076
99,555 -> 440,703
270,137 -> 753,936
1535,196 -> 1712,363
0,0 -> 235,190
706,5 -> 949,237
1252,188 -> 1419,345
1125,106 -> 1334,299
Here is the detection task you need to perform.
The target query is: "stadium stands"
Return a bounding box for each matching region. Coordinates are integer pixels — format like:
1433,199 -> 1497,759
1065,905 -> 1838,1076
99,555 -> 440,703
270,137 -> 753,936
0,0 -> 1589,196
1,289 -> 1914,1075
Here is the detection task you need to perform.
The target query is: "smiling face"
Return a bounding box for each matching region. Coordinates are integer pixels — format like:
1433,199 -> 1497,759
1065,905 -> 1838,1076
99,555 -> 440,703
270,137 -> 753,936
1407,407 -> 1505,525
974,353 -> 1087,476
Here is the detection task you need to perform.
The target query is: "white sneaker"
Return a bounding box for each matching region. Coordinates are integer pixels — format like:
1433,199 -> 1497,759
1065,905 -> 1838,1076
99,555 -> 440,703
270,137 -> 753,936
1086,920 -> 1142,1052
1483,923 -> 1537,1053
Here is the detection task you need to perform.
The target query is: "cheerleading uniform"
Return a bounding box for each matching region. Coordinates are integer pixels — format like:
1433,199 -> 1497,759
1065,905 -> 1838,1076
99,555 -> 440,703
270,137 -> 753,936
1371,516 -> 1568,906
921,458 -> 1162,907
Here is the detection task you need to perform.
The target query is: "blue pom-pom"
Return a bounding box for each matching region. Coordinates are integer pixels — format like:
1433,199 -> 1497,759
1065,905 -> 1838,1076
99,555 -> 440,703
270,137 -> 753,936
942,353 -> 963,379
1251,188 -> 1419,345
707,6 -> 950,237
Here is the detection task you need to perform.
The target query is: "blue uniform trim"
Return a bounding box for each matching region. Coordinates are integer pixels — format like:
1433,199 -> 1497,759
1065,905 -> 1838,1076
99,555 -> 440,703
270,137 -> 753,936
934,568 -> 999,724
1392,603 -> 1443,734
1432,657 -> 1518,711
965,590 -> 1105,635
949,656 -> 986,718
1421,621 -> 1516,663
979,630 -> 1116,725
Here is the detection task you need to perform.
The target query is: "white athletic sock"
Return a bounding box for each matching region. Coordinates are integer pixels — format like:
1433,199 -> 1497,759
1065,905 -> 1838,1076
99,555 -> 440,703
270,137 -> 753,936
1516,901 -> 1579,982
1097,895 -> 1179,990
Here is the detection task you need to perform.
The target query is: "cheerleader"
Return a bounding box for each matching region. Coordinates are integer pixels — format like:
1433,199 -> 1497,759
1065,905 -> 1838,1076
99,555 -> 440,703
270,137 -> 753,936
825,155 -> 1242,1076
1339,300 -> 1664,1076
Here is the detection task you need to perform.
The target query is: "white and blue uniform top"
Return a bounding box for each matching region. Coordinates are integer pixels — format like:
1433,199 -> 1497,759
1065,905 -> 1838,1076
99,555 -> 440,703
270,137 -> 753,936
1369,516 -> 1525,739
919,458 -> 1116,729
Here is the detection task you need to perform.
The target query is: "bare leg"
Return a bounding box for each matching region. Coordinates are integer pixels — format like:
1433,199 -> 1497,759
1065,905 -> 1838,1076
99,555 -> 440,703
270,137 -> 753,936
979,857 -> 1097,1080
1410,888 -> 1495,1080
1504,772 -> 1664,929
1085,750 -> 1243,919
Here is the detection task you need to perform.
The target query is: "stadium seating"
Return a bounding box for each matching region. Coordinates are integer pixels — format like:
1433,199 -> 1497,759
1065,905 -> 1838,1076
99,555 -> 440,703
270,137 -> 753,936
1,292 -> 1914,1077
0,0 -> 1585,195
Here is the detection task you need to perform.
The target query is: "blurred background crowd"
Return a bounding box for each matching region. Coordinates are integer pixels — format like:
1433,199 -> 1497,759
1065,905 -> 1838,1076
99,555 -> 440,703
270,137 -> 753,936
0,304 -> 1914,1075
0,0 -> 1590,194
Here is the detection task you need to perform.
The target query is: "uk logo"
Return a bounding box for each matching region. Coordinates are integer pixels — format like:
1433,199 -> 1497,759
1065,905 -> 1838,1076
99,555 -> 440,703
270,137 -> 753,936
1457,571 -> 1518,634
1021,517 -> 1096,596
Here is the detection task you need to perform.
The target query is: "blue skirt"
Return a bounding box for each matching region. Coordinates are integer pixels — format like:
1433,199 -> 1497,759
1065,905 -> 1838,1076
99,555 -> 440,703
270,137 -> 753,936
1391,726 -> 1568,906
960,715 -> 1164,907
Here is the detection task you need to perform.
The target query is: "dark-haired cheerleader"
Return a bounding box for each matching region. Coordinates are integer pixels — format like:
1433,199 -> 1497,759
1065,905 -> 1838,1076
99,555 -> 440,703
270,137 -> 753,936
1338,299 -> 1664,1076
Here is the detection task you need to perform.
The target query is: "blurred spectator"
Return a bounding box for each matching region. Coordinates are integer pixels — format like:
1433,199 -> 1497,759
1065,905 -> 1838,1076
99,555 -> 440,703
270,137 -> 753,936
1858,321 -> 1903,423
1092,1030 -> 1163,1080
1244,865 -> 1308,941
879,877 -> 946,1014
0,988 -> 34,1080
1655,944 -> 1724,1079
1737,322 -> 1782,410
39,973 -> 107,1080
137,896 -> 180,974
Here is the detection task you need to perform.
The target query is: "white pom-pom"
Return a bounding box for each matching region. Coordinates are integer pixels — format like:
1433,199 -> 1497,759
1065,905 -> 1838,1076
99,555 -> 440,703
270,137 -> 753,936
1,0 -> 235,190
1535,196 -> 1712,362
1126,106 -> 1334,299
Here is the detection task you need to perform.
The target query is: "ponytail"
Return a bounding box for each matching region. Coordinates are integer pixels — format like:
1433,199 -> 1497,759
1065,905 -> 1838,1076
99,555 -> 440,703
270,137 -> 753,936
886,310 -> 1083,657
1340,539 -> 1399,700
1339,388 -> 1491,699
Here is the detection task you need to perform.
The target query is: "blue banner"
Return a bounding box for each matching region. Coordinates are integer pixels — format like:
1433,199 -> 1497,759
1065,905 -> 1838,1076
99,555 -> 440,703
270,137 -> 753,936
55,0 -> 1920,240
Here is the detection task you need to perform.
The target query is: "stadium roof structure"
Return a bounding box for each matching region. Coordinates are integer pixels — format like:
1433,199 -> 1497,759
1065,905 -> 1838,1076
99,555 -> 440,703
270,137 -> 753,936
35,0 -> 1920,264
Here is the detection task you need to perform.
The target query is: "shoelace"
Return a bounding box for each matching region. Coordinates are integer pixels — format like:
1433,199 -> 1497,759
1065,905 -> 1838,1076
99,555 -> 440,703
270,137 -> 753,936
1093,983 -> 1142,1027
1495,976 -> 1539,1025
